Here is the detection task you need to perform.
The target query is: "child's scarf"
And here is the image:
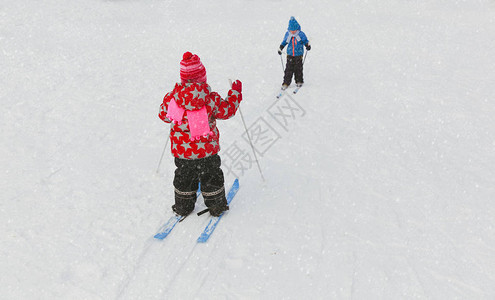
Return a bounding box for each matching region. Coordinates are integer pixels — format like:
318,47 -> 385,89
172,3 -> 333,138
286,30 -> 301,43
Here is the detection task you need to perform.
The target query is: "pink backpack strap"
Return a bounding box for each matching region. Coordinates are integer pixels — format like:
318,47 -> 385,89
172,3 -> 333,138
186,106 -> 213,141
166,99 -> 185,125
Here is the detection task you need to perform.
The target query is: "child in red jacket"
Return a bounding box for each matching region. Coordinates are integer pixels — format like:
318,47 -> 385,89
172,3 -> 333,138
159,52 -> 242,217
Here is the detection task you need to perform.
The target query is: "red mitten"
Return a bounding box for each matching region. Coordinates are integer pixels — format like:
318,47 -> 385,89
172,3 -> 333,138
231,80 -> 242,93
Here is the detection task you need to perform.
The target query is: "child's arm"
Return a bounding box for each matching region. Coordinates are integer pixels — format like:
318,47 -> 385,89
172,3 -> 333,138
278,31 -> 289,54
278,32 -> 289,54
280,31 -> 289,48
299,31 -> 311,50
212,80 -> 243,120
300,31 -> 309,45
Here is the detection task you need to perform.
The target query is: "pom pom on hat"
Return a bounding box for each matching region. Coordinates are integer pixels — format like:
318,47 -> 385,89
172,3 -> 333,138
183,51 -> 193,60
288,16 -> 301,31
180,52 -> 207,83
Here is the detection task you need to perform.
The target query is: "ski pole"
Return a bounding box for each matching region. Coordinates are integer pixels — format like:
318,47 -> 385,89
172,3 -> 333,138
302,51 -> 308,65
238,108 -> 265,182
230,79 -> 265,182
156,135 -> 169,173
280,54 -> 285,72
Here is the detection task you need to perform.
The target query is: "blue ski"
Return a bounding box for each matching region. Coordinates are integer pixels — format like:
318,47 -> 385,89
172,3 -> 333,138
154,187 -> 201,240
197,179 -> 239,243
153,215 -> 183,240
293,86 -> 302,94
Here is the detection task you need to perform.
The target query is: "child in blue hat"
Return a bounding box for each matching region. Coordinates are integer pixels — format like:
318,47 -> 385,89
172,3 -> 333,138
278,16 -> 311,90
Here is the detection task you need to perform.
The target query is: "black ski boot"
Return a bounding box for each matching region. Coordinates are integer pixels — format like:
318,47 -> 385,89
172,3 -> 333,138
172,188 -> 196,217
203,186 -> 228,217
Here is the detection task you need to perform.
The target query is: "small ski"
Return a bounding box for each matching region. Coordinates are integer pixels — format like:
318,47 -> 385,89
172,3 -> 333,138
153,215 -> 184,240
197,178 -> 239,243
153,188 -> 201,240
277,85 -> 302,98
292,83 -> 303,94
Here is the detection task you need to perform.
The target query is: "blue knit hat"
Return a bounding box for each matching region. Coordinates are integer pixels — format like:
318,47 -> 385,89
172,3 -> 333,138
288,16 -> 301,31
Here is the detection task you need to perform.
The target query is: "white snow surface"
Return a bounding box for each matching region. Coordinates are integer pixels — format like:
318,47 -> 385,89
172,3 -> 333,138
2,0 -> 495,299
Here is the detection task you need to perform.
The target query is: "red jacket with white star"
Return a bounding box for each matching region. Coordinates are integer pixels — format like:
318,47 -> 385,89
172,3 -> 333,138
159,82 -> 242,159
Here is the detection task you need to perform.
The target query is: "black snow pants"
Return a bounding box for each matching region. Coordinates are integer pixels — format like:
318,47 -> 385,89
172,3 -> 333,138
173,154 -> 228,216
283,55 -> 304,86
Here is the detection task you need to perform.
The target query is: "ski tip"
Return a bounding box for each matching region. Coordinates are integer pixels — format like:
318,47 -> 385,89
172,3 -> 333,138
229,179 -> 239,197
154,233 -> 166,240
197,235 -> 208,243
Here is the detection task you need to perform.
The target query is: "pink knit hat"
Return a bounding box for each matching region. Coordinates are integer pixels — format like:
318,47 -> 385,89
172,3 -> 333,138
180,52 -> 207,83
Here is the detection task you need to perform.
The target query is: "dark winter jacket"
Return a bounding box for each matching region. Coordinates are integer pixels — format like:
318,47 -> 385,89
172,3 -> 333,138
159,82 -> 242,159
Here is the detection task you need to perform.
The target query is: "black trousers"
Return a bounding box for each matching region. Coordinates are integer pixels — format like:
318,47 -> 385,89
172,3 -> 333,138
173,154 -> 227,215
283,55 -> 304,85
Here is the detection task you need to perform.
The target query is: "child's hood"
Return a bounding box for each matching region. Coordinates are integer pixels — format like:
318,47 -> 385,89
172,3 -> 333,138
173,82 -> 211,111
288,16 -> 301,31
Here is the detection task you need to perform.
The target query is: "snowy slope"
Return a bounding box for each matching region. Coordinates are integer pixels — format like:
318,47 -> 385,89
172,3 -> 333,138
2,0 -> 495,299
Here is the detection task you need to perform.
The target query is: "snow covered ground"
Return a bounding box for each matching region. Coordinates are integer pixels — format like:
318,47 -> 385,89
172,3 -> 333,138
2,0 -> 495,299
